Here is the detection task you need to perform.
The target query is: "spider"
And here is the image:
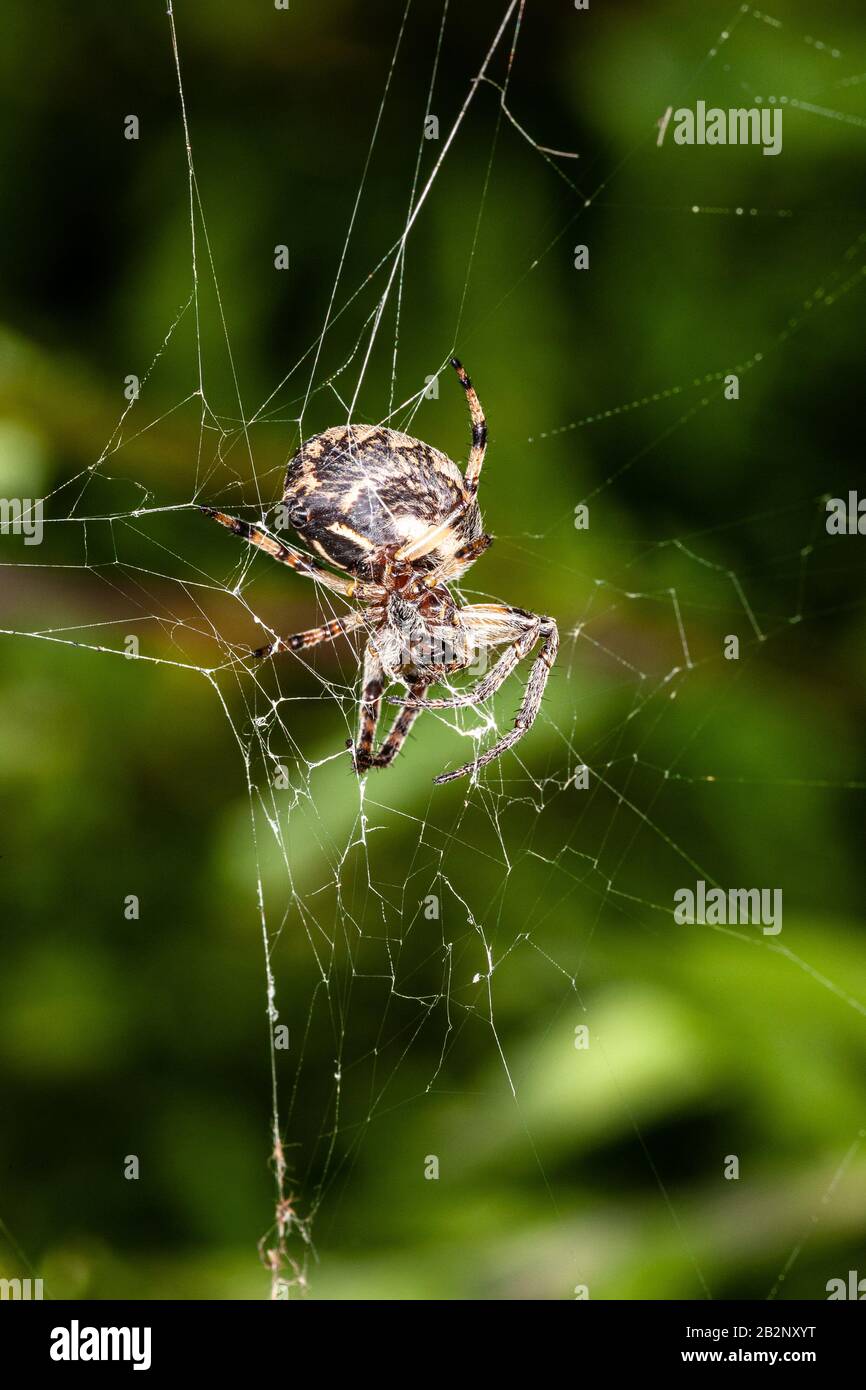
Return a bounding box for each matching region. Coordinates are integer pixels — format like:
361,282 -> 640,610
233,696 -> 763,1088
202,358 -> 558,784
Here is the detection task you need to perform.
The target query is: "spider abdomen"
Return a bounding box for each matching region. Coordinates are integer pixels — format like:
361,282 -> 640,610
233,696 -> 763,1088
283,425 -> 481,576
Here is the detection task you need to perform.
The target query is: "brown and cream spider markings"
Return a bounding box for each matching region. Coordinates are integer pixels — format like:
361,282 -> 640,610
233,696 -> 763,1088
202,359 -> 558,784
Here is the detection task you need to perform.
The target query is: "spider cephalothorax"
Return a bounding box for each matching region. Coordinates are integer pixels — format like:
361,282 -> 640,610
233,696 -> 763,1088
203,359 -> 558,784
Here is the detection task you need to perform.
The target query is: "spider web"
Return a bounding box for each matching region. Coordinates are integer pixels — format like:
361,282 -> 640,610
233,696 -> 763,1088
3,0 -> 866,1300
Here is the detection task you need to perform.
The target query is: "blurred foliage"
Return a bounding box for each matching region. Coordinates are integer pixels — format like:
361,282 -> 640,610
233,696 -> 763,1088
1,0 -> 865,1300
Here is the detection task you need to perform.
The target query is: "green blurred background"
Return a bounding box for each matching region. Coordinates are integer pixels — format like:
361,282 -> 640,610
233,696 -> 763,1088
1,0 -> 865,1300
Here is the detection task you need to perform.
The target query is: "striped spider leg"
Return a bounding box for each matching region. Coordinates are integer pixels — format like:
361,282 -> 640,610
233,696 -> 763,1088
393,358 -> 489,570
451,356 -> 488,495
202,507 -> 361,599
390,603 -> 560,784
253,611 -> 365,661
201,506 -> 381,657
349,646 -> 431,772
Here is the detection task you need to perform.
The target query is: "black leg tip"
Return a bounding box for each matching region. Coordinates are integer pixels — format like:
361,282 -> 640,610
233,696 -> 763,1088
347,739 -> 371,775
450,357 -> 471,389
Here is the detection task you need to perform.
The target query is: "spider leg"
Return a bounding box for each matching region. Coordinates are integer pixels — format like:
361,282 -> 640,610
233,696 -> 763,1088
201,507 -> 359,598
450,357 -> 487,496
399,630 -> 534,711
392,502 -> 465,565
252,610 -> 364,660
348,645 -> 385,774
419,606 -> 559,784
392,358 -> 488,567
423,532 -> 492,588
368,680 -> 430,768
387,605 -> 533,710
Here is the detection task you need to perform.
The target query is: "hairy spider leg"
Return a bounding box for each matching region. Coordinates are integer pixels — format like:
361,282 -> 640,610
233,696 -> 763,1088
393,503 -> 466,565
367,679 -> 430,768
436,609 -> 559,783
387,605 -> 559,784
393,357 -> 488,568
424,532 -> 493,587
450,356 -> 487,496
349,647 -> 385,772
252,610 -> 365,660
201,507 -> 358,598
385,605 -> 528,708
349,653 -> 431,773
